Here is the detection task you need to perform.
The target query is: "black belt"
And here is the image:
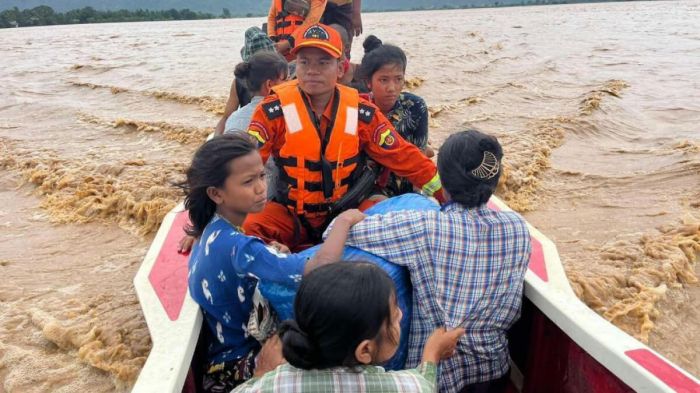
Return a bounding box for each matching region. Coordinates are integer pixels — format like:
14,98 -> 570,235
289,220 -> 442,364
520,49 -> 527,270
276,195 -> 333,213
278,171 -> 353,192
274,20 -> 302,28
276,155 -> 360,171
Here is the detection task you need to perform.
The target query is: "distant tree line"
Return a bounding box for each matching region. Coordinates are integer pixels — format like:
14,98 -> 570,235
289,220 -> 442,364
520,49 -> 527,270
1,0 -> 619,28
367,0 -> 609,12
0,6 -> 234,28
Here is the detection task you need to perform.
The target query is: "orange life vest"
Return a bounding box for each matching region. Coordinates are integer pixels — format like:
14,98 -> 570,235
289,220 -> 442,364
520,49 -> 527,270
273,80 -> 361,217
271,0 -> 306,43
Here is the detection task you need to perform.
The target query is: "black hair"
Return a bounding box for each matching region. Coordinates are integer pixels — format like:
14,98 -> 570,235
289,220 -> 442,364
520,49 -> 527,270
437,129 -> 504,208
181,134 -> 257,237
279,262 -> 397,369
234,51 -> 288,94
329,23 -> 350,56
357,35 -> 407,83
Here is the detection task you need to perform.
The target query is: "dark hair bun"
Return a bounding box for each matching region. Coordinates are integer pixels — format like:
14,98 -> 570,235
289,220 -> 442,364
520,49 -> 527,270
279,320 -> 319,369
478,137 -> 499,153
233,61 -> 251,79
363,35 -> 383,54
437,129 -> 503,208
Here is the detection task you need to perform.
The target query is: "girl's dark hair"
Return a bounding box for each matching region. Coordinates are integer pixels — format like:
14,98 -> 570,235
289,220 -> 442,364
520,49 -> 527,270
358,35 -> 407,83
279,262 -> 397,369
437,129 -> 504,208
234,51 -> 288,94
182,134 -> 257,237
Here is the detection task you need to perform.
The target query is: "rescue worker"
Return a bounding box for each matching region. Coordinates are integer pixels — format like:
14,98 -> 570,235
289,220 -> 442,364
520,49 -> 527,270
267,0 -> 327,59
244,23 -> 445,251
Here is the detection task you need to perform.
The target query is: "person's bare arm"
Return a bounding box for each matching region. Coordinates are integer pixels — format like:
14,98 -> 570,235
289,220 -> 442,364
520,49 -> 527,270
422,327 -> 466,364
254,335 -> 285,377
304,209 -> 365,274
215,78 -> 241,135
351,0 -> 362,36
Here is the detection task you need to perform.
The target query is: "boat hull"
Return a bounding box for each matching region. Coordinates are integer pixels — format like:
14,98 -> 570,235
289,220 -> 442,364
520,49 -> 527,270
132,199 -> 700,392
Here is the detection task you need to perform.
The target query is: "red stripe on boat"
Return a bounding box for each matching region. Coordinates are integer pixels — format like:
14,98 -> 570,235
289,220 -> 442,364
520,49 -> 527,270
148,211 -> 191,321
625,349 -> 700,392
528,237 -> 548,282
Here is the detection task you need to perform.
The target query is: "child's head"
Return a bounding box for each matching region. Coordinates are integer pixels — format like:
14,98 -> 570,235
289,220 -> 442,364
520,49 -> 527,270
358,36 -> 408,112
328,23 -> 351,61
183,134 -> 266,237
240,26 -> 276,62
437,129 -> 503,208
280,262 -> 402,369
234,51 -> 288,96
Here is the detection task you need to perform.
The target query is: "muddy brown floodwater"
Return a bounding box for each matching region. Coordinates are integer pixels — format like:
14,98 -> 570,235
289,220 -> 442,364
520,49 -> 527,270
1,1 -> 698,390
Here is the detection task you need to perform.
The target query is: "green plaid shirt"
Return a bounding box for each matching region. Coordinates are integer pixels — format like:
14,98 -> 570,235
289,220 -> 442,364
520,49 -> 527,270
232,362 -> 437,392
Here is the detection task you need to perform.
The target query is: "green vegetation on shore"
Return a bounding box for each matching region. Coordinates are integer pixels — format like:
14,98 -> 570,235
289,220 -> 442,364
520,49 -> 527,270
1,1 -> 623,29
0,6 -> 221,28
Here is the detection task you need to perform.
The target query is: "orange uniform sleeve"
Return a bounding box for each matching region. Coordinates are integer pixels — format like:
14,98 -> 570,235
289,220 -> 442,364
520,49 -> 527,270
267,2 -> 277,37
247,95 -> 287,164
357,99 -> 444,201
301,0 -> 327,29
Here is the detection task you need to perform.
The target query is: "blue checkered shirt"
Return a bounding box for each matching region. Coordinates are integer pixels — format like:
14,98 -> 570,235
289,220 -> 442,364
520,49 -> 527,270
345,201 -> 531,392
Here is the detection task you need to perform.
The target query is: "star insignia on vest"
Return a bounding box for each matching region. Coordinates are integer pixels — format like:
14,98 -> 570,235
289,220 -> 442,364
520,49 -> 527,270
262,100 -> 283,120
303,25 -> 329,40
377,128 -> 398,150
358,103 -> 375,124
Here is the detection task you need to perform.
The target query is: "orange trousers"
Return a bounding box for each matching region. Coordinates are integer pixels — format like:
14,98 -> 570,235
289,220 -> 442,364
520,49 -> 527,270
243,199 -> 381,252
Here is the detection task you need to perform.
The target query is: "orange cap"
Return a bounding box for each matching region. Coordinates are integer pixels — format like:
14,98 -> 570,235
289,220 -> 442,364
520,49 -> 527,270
291,24 -> 343,59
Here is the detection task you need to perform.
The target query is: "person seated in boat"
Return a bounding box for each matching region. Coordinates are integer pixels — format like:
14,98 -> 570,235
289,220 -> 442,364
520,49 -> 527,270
183,134 -> 366,392
223,52 -> 289,135
244,23 -> 445,252
180,52 -> 289,254
215,27 -> 277,135
267,0 -> 327,60
357,35 -> 435,198
232,262 -> 466,392
336,130 -> 532,393
327,23 -> 365,92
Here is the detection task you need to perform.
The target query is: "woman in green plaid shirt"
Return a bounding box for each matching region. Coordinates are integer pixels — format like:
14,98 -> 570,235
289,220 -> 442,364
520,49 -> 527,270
233,262 -> 465,392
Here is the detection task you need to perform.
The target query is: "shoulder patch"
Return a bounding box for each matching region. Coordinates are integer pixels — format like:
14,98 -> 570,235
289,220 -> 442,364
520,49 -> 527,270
262,100 -> 283,120
247,120 -> 269,148
373,123 -> 400,150
358,103 -> 375,124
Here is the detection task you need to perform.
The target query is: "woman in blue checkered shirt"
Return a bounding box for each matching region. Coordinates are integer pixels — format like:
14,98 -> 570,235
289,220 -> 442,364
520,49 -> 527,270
340,130 -> 532,393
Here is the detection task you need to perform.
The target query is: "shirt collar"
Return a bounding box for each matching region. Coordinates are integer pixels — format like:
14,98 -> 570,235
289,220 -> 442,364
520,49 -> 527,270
369,92 -> 402,115
301,89 -> 336,122
441,201 -> 488,213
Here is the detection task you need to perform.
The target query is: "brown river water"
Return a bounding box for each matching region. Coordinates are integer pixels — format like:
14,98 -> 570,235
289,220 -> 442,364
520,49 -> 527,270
1,1 -> 698,390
